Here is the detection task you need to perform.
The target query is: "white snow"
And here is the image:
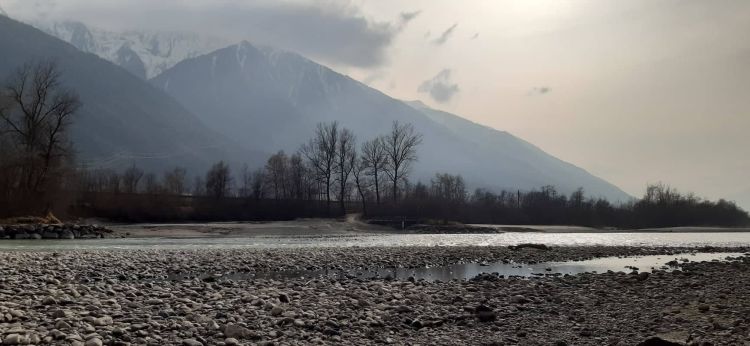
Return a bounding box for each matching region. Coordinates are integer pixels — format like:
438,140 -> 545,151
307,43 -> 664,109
33,20 -> 230,78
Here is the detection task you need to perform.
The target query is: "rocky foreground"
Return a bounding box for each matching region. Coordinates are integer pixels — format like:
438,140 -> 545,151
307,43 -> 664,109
0,246 -> 749,345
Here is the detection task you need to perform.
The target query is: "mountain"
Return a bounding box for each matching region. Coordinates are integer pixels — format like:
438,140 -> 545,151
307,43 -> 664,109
404,101 -> 632,200
0,16 -> 257,174
151,41 -> 631,201
34,21 -> 227,79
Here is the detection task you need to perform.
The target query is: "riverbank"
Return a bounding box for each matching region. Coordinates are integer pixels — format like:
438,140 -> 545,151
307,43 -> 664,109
1,246 -> 749,345
101,219 -> 750,238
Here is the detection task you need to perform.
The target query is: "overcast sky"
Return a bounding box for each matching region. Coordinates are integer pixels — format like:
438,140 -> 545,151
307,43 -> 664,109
4,0 -> 750,207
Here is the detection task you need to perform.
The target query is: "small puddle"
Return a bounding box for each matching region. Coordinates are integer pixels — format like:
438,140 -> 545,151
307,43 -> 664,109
172,252 -> 748,282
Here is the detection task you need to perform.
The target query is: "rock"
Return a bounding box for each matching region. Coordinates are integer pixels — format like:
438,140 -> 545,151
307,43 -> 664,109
42,231 -> 59,239
182,339 -> 203,346
278,293 -> 290,303
270,305 -> 284,316
223,324 -> 256,339
2,334 -> 25,345
84,338 -> 103,346
475,304 -> 496,322
42,296 -> 58,305
698,304 -> 710,312
55,320 -> 72,330
51,309 -> 71,318
8,309 -> 25,319
395,305 -> 411,313
510,295 -> 529,304
225,338 -> 240,346
92,316 -> 113,326
637,336 -> 685,346
637,271 -> 651,281
60,229 -> 75,239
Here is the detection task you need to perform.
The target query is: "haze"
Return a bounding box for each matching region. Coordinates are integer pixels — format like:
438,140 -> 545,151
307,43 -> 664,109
4,0 -> 750,208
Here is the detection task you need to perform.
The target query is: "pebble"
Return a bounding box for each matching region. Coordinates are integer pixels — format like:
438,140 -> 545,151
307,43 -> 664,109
0,247 -> 746,345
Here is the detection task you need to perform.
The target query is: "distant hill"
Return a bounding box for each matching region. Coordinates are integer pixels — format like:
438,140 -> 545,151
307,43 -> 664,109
0,16 -> 259,175
151,41 -> 631,201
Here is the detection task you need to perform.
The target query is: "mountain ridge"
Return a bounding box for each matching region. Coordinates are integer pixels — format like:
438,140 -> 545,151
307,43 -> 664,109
0,16 -> 259,175
151,40 -> 631,201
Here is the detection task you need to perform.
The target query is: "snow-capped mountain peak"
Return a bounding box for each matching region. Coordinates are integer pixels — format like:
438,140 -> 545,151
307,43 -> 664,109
32,20 -> 229,79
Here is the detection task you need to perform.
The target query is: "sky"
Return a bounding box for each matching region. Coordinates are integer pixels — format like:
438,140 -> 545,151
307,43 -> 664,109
3,0 -> 750,208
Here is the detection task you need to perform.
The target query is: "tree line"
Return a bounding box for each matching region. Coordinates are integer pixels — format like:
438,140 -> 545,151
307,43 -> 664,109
367,182 -> 750,228
70,120 -> 423,219
1,61 -> 747,228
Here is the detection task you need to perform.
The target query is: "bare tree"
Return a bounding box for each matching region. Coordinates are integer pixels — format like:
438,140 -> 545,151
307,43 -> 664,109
361,137 -> 387,204
335,128 -> 356,213
163,167 -> 187,195
265,151 -> 289,199
289,152 -> 306,199
143,173 -> 161,195
0,60 -> 80,204
302,121 -> 338,211
238,164 -> 252,198
205,161 -> 232,199
192,176 -> 205,196
430,173 -> 466,202
383,121 -> 422,202
121,164 -> 144,194
352,156 -> 371,216
250,169 -> 266,200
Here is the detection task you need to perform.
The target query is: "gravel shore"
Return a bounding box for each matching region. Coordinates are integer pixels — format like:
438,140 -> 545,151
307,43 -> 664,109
1,246 -> 749,345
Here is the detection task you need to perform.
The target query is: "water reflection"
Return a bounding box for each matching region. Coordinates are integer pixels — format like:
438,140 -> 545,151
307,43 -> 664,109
184,252 -> 747,283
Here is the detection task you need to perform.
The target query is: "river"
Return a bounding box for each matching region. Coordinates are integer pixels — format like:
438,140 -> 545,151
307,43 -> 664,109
2,231 -> 750,250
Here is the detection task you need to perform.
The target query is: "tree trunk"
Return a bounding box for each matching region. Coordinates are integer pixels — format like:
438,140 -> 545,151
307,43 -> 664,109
374,169 -> 380,204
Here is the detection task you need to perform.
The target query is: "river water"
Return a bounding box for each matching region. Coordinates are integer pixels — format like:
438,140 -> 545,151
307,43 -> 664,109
171,252 -> 748,282
2,232 -> 750,250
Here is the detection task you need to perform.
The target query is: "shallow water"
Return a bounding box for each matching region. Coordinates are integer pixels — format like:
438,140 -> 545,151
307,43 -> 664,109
179,252 -> 748,282
2,232 -> 750,250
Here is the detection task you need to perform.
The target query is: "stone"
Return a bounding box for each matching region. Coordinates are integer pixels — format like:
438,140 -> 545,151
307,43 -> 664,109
270,305 -> 284,316
637,336 -> 685,346
510,295 -> 529,304
93,316 -> 113,326
55,320 -> 72,330
225,338 -> 240,346
223,324 -> 255,339
182,339 -> 203,346
84,338 -> 103,346
42,231 -> 59,239
60,229 -> 75,239
475,305 -> 496,322
2,334 -> 25,345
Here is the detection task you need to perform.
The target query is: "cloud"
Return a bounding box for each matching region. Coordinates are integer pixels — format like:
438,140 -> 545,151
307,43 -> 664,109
528,86 -> 551,96
418,69 -> 460,103
3,0 -> 410,68
399,10 -> 421,24
471,32 -> 479,40
433,23 -> 458,45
